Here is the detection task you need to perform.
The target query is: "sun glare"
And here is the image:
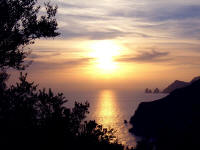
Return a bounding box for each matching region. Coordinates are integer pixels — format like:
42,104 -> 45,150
89,40 -> 120,73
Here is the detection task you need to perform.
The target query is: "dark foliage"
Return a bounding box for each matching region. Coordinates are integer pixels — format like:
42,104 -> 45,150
130,79 -> 200,150
0,1 -> 133,149
0,0 -> 59,70
0,73 -> 129,150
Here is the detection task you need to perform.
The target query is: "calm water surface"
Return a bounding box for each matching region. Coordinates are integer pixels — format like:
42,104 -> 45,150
65,90 -> 167,147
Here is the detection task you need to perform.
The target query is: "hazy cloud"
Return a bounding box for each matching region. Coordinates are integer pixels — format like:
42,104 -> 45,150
36,0 -> 200,69
150,5 -> 200,22
27,58 -> 93,71
28,52 -> 61,59
55,1 -> 200,41
59,27 -> 155,40
109,4 -> 200,21
117,50 -> 171,63
168,55 -> 200,67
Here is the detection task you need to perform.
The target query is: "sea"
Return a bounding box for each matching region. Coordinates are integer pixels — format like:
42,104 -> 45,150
64,89 -> 167,148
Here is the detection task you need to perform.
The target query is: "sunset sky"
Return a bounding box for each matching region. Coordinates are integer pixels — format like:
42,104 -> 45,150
20,0 -> 200,92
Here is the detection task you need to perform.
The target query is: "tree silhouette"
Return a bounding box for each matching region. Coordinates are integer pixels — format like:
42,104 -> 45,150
0,73 -> 130,150
0,0 -> 59,70
0,1 -> 133,150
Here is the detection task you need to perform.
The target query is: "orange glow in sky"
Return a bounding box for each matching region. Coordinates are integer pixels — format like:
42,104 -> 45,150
24,0 -> 200,91
89,40 -> 120,73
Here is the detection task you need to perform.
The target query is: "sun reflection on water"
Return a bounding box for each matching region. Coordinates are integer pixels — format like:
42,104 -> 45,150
97,90 -> 117,126
94,90 -> 136,147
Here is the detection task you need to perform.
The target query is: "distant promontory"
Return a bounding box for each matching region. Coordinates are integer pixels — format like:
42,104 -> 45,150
162,76 -> 200,93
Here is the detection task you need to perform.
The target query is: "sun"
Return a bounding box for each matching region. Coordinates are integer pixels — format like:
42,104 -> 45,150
89,40 -> 120,73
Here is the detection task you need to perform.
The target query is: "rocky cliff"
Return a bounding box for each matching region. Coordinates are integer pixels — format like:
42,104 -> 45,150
162,80 -> 189,93
130,79 -> 200,150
